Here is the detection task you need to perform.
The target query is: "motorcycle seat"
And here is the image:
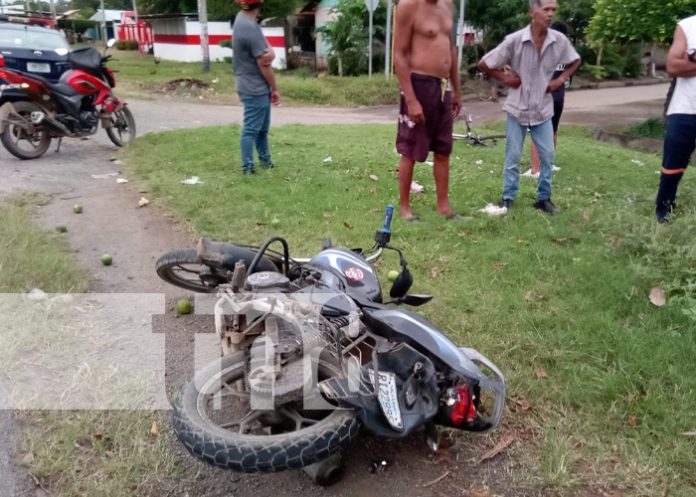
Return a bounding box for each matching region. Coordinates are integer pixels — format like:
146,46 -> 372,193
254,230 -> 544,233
24,72 -> 79,96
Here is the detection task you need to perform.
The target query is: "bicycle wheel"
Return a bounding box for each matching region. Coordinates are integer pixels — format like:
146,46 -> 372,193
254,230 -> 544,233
478,134 -> 507,146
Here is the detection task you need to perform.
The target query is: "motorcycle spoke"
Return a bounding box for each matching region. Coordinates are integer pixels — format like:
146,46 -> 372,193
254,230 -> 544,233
220,409 -> 266,434
220,381 -> 250,399
279,406 -> 319,431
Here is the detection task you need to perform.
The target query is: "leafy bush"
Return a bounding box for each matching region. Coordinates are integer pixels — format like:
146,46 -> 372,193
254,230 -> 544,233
581,64 -> 607,81
115,40 -> 139,51
625,118 -> 665,140
219,39 -> 232,49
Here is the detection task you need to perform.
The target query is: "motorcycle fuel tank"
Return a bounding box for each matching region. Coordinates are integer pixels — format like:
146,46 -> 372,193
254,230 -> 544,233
310,248 -> 382,302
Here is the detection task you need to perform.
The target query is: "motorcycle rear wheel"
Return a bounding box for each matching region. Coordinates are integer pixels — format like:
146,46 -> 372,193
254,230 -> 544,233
105,106 -> 136,147
1,101 -> 52,160
155,249 -> 224,293
173,351 -> 360,473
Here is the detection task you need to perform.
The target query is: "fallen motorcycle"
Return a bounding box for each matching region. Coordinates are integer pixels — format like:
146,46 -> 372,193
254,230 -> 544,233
0,39 -> 134,160
156,205 -> 505,485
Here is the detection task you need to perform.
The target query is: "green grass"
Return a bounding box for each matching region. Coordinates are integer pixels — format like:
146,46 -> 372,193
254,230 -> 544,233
0,195 -> 179,497
625,117 -> 665,140
0,194 -> 88,293
125,122 -> 696,496
110,50 -> 400,106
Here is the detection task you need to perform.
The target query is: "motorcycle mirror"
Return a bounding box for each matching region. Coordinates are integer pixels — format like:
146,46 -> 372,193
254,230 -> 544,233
389,265 -> 413,299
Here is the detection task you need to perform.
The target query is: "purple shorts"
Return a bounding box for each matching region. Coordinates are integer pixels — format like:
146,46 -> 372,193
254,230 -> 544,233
396,73 -> 454,162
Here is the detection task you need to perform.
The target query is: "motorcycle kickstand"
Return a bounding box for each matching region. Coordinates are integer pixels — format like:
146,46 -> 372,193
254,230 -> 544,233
302,452 -> 344,486
55,137 -> 62,153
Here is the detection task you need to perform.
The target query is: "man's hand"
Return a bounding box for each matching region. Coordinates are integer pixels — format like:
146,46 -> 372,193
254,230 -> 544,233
452,93 -> 462,119
259,48 -> 275,67
406,98 -> 425,124
505,72 -> 522,88
547,77 -> 565,93
270,89 -> 281,105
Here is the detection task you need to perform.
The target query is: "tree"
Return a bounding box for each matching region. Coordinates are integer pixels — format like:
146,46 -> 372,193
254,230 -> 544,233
317,0 -> 386,76
587,0 -> 696,46
558,0 -> 594,43
464,0 -> 527,50
139,0 -> 303,21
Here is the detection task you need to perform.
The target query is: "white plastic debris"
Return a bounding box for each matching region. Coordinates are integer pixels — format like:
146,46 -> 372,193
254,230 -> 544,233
369,174 -> 379,181
91,172 -> 119,179
116,178 -> 128,184
27,288 -> 48,301
425,161 -> 434,167
181,176 -> 203,185
479,203 -> 508,216
521,168 -> 539,178
323,156 -> 333,163
410,181 -> 424,193
138,197 -> 150,208
212,78 -> 219,84
631,159 -> 644,166
475,160 -> 483,165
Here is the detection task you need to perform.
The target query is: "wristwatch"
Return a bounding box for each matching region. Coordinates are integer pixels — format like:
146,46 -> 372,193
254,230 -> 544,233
688,49 -> 696,63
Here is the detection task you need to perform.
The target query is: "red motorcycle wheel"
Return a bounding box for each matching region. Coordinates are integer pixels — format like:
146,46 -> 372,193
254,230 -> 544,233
1,101 -> 52,160
105,106 -> 136,147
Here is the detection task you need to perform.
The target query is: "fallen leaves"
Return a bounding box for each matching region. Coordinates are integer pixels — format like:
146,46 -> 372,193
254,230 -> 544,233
343,221 -> 353,230
479,434 -> 515,463
510,395 -> 534,413
649,287 -> 666,307
582,210 -> 590,221
369,174 -> 379,181
493,262 -> 507,270
627,415 -> 638,427
150,420 -> 160,437
534,369 -> 549,379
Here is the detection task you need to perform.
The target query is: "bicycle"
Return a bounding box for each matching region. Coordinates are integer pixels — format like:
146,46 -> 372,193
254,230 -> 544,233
452,115 -> 506,147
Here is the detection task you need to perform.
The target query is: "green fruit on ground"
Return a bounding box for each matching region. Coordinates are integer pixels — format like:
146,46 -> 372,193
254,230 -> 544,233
100,254 -> 113,266
73,204 -> 83,214
55,225 -> 68,233
176,299 -> 193,315
387,270 -> 399,282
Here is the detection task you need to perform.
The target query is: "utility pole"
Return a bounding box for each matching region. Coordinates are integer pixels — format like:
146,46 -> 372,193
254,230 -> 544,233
198,0 -> 210,72
132,0 -> 139,48
100,0 -> 107,44
457,0 -> 465,70
385,0 -> 392,80
48,0 -> 56,22
365,0 -> 378,78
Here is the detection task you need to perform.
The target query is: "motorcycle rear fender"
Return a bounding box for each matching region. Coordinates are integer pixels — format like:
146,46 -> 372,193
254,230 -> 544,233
362,308 -> 506,428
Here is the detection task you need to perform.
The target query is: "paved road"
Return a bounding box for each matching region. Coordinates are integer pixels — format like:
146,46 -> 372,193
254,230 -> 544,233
0,82 -> 669,496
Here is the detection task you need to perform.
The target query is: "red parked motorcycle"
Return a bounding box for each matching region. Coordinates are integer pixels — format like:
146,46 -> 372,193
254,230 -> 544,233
0,40 -> 135,160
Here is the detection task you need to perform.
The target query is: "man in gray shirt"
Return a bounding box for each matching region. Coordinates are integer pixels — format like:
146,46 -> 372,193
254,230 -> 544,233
478,0 -> 580,214
233,0 -> 281,174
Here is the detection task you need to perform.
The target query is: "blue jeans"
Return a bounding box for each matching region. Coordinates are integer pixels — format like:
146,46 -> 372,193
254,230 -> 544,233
240,93 -> 272,172
502,113 -> 555,201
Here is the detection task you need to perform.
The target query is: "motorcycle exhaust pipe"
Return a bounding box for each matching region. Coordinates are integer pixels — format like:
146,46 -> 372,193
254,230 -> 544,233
30,111 -> 71,136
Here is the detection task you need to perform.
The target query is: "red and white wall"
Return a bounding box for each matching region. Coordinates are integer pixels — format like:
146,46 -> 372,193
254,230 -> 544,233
150,18 -> 286,69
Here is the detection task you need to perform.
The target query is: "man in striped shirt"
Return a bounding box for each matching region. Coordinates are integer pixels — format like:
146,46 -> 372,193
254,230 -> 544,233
478,0 -> 580,214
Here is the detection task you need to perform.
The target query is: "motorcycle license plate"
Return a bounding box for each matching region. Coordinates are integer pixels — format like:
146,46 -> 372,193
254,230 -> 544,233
27,62 -> 50,73
368,369 -> 403,430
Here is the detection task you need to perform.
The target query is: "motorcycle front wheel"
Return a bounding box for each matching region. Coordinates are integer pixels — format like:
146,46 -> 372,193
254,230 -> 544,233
173,351 -> 360,473
155,249 -> 225,293
105,106 -> 136,146
1,101 -> 52,160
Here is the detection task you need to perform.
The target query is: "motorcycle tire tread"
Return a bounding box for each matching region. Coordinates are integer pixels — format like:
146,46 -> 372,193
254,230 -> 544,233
155,248 -> 219,293
173,353 -> 361,473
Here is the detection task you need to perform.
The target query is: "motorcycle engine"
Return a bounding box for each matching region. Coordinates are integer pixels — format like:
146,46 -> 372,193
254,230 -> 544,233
79,111 -> 99,130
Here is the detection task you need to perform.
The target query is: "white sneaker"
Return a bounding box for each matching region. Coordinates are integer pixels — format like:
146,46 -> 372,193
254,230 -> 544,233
552,164 -> 561,171
521,168 -> 539,178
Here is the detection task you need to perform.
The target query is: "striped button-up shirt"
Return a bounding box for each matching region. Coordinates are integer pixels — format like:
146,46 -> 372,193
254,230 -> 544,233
482,25 -> 580,126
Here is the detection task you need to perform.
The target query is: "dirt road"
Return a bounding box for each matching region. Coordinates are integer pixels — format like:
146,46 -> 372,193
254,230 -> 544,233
0,83 -> 668,497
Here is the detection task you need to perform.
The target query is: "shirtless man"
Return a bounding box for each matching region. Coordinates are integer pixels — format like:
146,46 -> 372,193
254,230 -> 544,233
394,0 -> 462,221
